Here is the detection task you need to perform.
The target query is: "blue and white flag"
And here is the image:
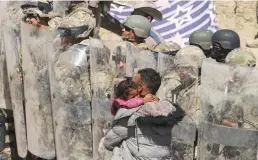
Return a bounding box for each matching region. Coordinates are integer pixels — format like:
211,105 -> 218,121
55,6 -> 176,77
108,0 -> 218,47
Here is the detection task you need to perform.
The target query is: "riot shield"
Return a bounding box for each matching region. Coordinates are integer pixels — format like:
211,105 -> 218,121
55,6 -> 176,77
20,22 -> 55,159
198,58 -> 258,160
90,38 -> 114,160
156,52 -> 178,100
168,63 -> 199,159
125,42 -> 157,77
2,23 -> 27,158
113,41 -> 127,80
47,37 -> 92,159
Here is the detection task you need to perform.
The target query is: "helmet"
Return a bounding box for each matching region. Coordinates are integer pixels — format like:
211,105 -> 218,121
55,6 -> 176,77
56,9 -> 96,38
21,0 -> 56,18
123,15 -> 151,38
154,41 -> 181,54
189,30 -> 213,50
174,46 -> 206,68
133,1 -> 162,21
114,0 -> 162,21
225,48 -> 256,67
212,29 -> 240,50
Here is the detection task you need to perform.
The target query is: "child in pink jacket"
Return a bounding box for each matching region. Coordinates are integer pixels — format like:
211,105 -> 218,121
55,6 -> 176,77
111,77 -> 157,116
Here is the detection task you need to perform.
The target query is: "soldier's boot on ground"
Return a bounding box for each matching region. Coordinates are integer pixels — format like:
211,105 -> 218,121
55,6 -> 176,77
246,39 -> 258,48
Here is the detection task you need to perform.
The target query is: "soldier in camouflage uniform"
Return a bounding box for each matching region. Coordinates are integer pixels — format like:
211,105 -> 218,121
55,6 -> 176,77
21,0 -> 61,31
159,46 -> 205,159
55,1 -> 112,37
49,5 -> 115,159
130,1 -> 165,48
225,48 -> 256,67
211,29 -> 240,63
189,29 -> 213,57
122,15 -> 152,47
172,46 -> 206,126
202,48 -> 258,160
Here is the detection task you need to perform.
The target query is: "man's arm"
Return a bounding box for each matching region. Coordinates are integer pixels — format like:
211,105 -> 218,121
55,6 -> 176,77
115,98 -> 144,109
104,118 -> 130,151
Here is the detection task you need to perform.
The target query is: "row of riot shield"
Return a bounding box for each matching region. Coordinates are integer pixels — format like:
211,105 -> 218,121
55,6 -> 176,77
198,58 -> 258,160
2,13 -> 258,160
113,41 -> 197,160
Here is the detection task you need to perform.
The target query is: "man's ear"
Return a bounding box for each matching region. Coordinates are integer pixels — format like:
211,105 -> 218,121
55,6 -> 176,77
138,84 -> 143,92
36,17 -> 41,23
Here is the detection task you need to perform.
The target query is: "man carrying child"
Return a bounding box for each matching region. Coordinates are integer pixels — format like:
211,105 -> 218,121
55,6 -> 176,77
104,68 -> 185,160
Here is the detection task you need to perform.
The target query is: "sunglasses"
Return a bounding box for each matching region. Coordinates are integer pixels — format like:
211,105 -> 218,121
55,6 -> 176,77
57,25 -> 89,37
21,1 -> 53,14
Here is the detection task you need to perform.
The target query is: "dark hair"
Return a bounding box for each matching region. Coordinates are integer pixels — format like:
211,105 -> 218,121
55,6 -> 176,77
115,77 -> 137,100
138,68 -> 161,94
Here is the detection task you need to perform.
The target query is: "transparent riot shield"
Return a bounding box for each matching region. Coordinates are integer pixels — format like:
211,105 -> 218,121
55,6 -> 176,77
113,41 -> 127,80
20,22 -> 55,159
52,1 -> 70,17
90,38 -> 114,160
0,37 -> 12,111
125,42 -> 157,77
2,23 -> 27,158
0,2 -> 12,111
156,52 -> 177,100
167,63 -> 199,160
47,36 -> 92,159
198,58 -> 258,160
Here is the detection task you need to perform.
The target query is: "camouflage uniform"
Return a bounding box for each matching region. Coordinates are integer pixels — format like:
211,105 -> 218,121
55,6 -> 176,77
21,0 -> 61,30
47,5 -> 99,158
56,1 -> 112,37
155,42 -> 182,99
133,2 -> 165,48
198,48 -> 258,160
172,46 -> 206,127
225,48 -> 256,67
117,0 -> 165,47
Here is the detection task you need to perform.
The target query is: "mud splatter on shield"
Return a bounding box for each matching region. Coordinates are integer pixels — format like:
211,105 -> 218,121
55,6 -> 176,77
156,51 -> 177,100
198,59 -> 258,160
47,35 -> 92,159
21,22 -> 55,159
125,42 -> 157,77
156,50 -> 196,160
2,23 -> 27,158
90,38 -> 114,160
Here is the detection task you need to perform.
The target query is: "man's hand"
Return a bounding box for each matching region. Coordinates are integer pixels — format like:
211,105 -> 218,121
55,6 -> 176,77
222,119 -> 236,128
144,94 -> 159,103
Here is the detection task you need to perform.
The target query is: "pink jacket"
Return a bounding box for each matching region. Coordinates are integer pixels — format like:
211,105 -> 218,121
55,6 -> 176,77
111,98 -> 144,116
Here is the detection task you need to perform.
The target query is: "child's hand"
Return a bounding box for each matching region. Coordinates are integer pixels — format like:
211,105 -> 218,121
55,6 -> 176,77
144,94 -> 159,103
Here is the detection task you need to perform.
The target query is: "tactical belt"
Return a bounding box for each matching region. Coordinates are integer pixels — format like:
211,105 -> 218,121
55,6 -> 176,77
57,25 -> 89,37
171,121 -> 196,143
200,122 -> 258,148
21,1 -> 53,13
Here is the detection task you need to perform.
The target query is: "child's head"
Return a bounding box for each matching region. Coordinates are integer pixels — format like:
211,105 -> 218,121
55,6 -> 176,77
115,77 -> 139,100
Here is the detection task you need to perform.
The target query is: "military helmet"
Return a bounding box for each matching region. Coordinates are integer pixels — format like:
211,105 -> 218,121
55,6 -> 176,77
225,48 -> 256,67
56,9 -> 96,38
175,46 -> 206,68
212,29 -> 240,50
21,0 -> 55,18
154,41 -> 181,54
189,30 -> 213,50
123,15 -> 151,38
133,1 -> 162,21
